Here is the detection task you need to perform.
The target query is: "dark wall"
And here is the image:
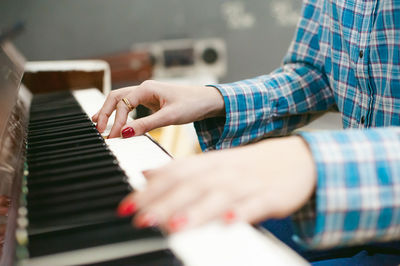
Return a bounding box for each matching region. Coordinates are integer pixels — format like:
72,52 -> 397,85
0,0 -> 302,83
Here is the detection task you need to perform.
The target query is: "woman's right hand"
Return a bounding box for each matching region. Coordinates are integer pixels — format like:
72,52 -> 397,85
92,80 -> 225,138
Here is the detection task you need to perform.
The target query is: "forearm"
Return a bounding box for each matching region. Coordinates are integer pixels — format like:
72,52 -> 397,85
195,64 -> 335,151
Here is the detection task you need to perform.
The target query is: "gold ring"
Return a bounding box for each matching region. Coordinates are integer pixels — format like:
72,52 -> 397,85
121,98 -> 134,111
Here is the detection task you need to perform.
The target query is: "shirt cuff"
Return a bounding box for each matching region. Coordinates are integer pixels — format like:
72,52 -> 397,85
194,84 -> 231,151
292,128 -> 400,249
194,78 -> 272,151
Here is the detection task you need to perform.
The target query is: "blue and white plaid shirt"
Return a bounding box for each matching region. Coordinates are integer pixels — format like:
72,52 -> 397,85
194,0 -> 400,249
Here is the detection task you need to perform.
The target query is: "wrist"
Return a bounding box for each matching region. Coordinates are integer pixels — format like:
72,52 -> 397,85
202,85 -> 226,119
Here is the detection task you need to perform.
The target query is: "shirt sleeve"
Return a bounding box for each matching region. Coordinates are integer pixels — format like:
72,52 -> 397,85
194,0 -> 336,151
292,127 -> 400,249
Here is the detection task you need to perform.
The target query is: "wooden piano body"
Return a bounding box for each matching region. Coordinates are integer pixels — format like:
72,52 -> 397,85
0,42 -> 307,266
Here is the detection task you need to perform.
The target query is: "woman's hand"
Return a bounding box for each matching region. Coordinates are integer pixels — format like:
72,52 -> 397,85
92,80 -> 225,138
117,136 -> 317,233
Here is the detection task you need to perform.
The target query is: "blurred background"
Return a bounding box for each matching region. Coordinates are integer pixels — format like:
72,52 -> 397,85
1,0 -> 301,82
0,0 -> 303,157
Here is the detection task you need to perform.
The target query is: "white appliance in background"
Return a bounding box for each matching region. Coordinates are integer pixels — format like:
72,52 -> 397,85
133,38 -> 227,79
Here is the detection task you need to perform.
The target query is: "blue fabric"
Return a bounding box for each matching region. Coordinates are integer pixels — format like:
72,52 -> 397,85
260,218 -> 400,265
194,0 -> 400,250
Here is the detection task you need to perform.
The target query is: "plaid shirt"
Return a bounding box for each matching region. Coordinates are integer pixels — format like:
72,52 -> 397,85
194,0 -> 400,249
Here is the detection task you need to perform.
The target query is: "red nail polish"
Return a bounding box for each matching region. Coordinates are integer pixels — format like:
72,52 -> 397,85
122,127 -> 135,138
135,213 -> 158,228
117,202 -> 137,217
167,215 -> 187,233
223,210 -> 236,224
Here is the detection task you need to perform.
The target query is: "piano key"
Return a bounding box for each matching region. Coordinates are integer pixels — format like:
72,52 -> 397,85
27,135 -> 104,154
27,146 -> 107,164
29,113 -> 87,124
28,127 -> 97,142
28,150 -> 112,169
27,173 -> 126,200
29,208 -> 124,232
28,117 -> 93,133
29,108 -> 85,121
29,217 -> 164,257
28,183 -> 130,207
28,194 -> 125,223
27,142 -> 107,159
29,111 -> 86,123
27,132 -> 101,148
28,121 -> 95,136
27,164 -> 124,184
27,158 -> 119,178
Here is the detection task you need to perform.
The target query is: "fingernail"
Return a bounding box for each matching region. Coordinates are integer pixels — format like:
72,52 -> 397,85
134,213 -> 158,228
167,215 -> 188,233
117,201 -> 137,217
223,210 -> 236,224
122,127 -> 135,138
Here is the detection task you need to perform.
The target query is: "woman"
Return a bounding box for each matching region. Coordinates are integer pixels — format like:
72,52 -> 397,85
93,0 -> 400,263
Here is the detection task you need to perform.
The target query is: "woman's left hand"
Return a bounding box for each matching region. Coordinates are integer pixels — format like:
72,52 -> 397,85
117,136 -> 317,233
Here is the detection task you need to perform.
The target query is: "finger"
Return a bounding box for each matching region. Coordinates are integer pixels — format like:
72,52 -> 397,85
121,107 -> 173,137
0,196 -> 10,207
108,101 -> 130,138
133,181 -> 204,229
92,111 -> 100,123
117,166 -> 180,216
96,87 -> 133,132
96,92 -> 119,132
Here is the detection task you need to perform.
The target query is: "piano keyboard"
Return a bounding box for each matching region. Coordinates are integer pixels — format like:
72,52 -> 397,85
15,88 -> 306,266
22,91 -> 182,265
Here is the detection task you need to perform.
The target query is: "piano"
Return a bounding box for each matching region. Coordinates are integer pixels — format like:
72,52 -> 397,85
0,42 -> 307,266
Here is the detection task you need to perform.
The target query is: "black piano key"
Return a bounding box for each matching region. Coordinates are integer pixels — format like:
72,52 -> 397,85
28,121 -> 95,136
27,142 -> 107,159
28,119 -> 94,135
31,90 -> 73,100
30,108 -> 84,121
28,183 -> 131,208
28,132 -> 101,148
28,159 -> 119,178
28,151 -> 114,170
29,209 -> 125,231
28,164 -> 124,184
28,126 -> 97,141
28,218 -> 164,257
29,111 -> 86,124
29,113 -> 87,125
27,146 -> 107,165
27,135 -> 104,154
30,102 -> 81,113
27,174 -> 126,200
28,194 -> 124,220
84,249 -> 183,266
